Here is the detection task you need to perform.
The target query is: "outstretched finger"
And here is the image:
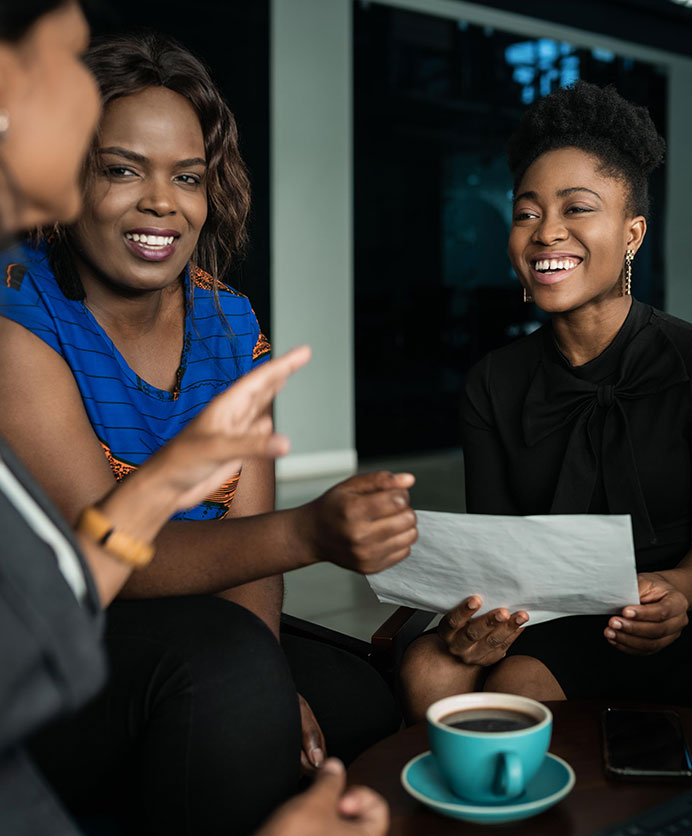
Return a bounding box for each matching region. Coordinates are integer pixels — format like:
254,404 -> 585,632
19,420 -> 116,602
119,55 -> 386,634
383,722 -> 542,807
606,614 -> 685,641
618,600 -> 678,624
340,471 -> 416,495
438,596 -> 482,642
211,346 -> 312,427
299,694 -> 326,771
353,488 -> 412,521
192,430 -> 291,467
358,526 -> 419,572
605,628 -> 679,655
463,608 -> 512,644
483,611 -> 529,650
358,508 -> 417,543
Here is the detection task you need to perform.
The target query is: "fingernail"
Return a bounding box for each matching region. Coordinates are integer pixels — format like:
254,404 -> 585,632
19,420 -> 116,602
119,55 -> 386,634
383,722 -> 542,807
310,748 -> 324,767
605,629 -> 616,639
321,758 -> 343,775
496,612 -> 508,622
516,614 -> 528,625
611,619 -> 622,630
467,598 -> 480,610
623,608 -> 636,618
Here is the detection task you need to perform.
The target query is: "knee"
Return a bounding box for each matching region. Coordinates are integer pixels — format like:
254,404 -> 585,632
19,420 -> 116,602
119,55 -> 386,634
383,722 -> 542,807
400,634 -> 447,685
399,634 -> 483,724
483,655 -> 565,700
183,597 -> 296,698
138,597 -> 300,734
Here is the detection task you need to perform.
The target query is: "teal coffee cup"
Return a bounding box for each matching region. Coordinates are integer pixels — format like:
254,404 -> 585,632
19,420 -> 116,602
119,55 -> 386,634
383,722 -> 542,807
426,692 -> 552,804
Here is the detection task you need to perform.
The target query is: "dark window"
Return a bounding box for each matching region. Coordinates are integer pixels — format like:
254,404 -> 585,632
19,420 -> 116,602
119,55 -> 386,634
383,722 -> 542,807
354,1 -> 667,457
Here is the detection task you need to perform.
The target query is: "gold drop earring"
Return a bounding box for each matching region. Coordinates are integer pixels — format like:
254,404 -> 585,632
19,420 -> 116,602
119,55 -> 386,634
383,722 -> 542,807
622,249 -> 634,297
523,286 -> 533,303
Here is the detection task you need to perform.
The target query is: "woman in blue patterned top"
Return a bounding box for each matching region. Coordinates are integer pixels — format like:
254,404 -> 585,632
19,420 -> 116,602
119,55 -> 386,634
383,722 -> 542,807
0,32 -> 416,836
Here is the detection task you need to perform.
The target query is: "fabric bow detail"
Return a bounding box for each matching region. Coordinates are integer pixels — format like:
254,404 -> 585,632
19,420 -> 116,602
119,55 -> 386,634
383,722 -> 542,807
523,323 -> 689,547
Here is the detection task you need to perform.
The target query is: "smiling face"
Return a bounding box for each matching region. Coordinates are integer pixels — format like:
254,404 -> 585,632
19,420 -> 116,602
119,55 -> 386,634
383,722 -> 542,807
72,85 -> 208,295
508,147 -> 646,315
0,1 -> 99,231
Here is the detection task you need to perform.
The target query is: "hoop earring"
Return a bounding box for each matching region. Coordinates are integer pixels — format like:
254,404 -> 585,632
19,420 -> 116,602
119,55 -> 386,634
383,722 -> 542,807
523,286 -> 533,303
623,249 -> 634,297
0,109 -> 9,139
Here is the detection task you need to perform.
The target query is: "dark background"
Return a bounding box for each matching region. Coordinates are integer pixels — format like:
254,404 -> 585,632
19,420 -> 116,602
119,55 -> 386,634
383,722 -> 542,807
354,1 -> 672,457
86,0 -> 272,335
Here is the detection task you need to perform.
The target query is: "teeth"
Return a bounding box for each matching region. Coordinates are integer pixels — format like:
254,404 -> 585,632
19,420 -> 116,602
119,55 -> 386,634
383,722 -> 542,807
533,258 -> 579,272
125,233 -> 175,247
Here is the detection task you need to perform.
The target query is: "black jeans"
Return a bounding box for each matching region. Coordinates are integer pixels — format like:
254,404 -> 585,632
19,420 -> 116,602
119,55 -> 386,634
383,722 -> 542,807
29,596 -> 400,836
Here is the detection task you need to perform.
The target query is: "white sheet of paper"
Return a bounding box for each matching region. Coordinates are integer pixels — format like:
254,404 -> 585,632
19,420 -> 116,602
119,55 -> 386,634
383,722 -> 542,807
367,511 -> 639,626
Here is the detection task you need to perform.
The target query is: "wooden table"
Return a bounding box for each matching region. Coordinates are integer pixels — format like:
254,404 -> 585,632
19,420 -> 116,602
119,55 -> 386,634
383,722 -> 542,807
347,701 -> 692,835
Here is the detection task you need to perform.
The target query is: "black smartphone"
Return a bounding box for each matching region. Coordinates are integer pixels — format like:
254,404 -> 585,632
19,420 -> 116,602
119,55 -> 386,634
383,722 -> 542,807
602,708 -> 692,780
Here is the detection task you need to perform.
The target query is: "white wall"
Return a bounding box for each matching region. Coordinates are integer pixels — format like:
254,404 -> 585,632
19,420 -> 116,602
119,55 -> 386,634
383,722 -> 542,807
271,0 -> 356,481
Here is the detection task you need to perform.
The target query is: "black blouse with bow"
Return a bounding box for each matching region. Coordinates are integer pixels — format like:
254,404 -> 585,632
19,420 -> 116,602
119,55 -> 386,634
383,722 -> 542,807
462,298 -> 692,573
461,300 -> 692,699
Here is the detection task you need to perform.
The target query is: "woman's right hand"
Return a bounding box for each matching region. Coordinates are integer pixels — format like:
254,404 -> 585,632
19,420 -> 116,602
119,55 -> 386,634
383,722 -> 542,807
297,470 -> 418,575
437,596 -> 529,666
255,758 -> 388,836
142,345 -> 311,512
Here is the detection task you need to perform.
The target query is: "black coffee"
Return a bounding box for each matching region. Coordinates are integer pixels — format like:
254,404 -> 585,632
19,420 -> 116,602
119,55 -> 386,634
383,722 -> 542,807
440,707 -> 538,733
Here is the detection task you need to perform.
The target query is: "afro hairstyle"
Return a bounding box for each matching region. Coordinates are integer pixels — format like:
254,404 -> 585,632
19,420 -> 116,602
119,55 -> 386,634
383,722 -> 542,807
507,80 -> 665,217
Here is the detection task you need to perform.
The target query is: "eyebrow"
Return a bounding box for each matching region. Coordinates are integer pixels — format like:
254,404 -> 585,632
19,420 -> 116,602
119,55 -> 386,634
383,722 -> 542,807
514,186 -> 602,204
557,186 -> 602,200
98,147 -> 207,168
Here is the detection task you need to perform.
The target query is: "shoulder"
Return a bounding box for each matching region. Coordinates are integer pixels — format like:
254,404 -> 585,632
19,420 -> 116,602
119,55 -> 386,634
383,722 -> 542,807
0,241 -> 74,354
650,306 -> 692,351
647,305 -> 692,379
466,325 -> 545,394
462,326 -> 544,429
186,265 -> 270,370
0,240 -> 60,297
189,264 -> 253,313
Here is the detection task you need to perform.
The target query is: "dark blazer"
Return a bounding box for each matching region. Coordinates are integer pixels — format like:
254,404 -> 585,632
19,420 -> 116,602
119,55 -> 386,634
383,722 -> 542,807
0,435 -> 105,834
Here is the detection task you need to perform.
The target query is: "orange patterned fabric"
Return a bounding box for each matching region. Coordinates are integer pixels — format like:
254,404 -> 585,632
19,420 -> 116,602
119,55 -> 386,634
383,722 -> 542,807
253,328 -> 271,361
99,440 -> 240,518
100,442 -> 137,482
189,264 -> 239,296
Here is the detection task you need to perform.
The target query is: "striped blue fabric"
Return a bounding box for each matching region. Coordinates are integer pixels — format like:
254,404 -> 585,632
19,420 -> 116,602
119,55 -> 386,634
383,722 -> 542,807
0,242 -> 270,520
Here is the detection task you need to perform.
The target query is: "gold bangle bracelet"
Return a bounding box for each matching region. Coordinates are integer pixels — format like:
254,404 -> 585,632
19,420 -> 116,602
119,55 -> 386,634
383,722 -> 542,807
76,505 -> 155,569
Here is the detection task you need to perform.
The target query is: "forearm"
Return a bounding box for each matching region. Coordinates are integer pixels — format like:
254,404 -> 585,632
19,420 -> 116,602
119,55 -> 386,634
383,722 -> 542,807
118,506 -> 318,599
78,463 -> 180,607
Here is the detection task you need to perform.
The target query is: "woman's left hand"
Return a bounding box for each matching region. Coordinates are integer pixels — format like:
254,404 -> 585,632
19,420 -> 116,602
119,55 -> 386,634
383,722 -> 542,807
604,572 -> 689,655
299,693 -> 327,774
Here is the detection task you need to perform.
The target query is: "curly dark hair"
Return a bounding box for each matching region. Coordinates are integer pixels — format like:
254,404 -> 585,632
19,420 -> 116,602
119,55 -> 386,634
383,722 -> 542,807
507,81 -> 665,217
51,30 -> 251,301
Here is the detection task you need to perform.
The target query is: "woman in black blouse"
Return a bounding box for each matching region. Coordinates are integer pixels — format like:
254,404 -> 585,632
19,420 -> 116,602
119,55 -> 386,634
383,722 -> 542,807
401,81 -> 692,721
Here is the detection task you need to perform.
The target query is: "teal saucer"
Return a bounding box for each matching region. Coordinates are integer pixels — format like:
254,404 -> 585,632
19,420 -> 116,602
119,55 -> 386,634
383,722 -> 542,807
401,751 -> 575,824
